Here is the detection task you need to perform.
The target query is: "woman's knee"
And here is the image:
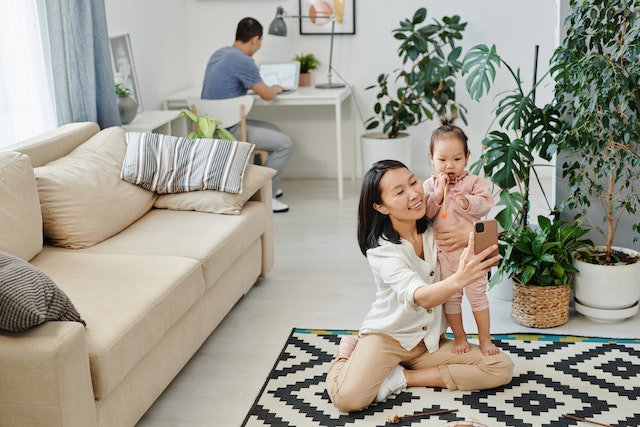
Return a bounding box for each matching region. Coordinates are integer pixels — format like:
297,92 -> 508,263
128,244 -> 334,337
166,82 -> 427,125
329,387 -> 373,413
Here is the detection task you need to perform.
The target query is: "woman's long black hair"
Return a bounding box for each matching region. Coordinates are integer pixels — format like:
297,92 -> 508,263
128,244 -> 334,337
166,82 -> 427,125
357,160 -> 429,256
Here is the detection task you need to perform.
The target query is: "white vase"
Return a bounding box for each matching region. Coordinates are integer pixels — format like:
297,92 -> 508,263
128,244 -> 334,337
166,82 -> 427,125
488,269 -> 512,301
572,246 -> 640,322
360,132 -> 412,173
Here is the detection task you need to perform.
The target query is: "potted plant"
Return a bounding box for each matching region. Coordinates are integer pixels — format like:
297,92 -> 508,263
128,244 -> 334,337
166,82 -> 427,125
551,0 -> 640,321
178,109 -> 235,140
361,7 -> 467,171
293,53 -> 320,87
461,43 -> 561,299
114,72 -> 138,124
501,215 -> 592,328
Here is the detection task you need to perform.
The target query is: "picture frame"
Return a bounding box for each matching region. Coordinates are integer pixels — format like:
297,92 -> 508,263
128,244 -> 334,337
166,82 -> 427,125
299,0 -> 355,35
109,33 -> 143,112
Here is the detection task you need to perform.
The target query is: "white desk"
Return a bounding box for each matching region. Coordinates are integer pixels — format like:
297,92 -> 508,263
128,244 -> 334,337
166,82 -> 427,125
164,86 -> 353,200
122,110 -> 188,137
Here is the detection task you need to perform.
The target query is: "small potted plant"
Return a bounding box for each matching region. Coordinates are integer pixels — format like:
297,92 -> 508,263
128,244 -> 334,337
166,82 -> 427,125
179,108 -> 235,140
114,72 -> 137,124
293,53 -> 320,87
361,7 -> 467,171
500,215 -> 591,328
551,0 -> 640,321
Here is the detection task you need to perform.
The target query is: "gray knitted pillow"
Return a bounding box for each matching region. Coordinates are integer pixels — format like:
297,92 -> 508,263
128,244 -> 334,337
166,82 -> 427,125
0,251 -> 86,332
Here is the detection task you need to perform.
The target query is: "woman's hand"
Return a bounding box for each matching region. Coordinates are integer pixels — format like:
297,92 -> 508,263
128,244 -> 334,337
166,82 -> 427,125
434,219 -> 473,251
454,232 -> 500,287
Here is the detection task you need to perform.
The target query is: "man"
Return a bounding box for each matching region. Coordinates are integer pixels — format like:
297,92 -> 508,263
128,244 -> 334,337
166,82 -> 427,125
201,17 -> 293,213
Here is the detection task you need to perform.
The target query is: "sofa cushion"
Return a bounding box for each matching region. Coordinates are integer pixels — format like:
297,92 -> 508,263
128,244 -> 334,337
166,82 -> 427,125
34,127 -> 157,249
30,250 -> 205,399
0,251 -> 85,332
73,201 -> 268,289
121,132 -> 255,194
154,164 -> 276,215
0,152 -> 43,261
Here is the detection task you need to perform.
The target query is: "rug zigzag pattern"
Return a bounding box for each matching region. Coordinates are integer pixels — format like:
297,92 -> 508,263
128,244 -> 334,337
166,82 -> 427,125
242,329 -> 640,427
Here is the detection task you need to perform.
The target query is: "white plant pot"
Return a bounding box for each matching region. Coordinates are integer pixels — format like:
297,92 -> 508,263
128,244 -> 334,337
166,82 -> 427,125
488,269 -> 512,301
572,246 -> 640,322
361,132 -> 412,173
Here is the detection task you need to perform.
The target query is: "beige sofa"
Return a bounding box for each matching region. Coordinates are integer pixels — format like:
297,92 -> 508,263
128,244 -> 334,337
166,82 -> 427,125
0,122 -> 275,427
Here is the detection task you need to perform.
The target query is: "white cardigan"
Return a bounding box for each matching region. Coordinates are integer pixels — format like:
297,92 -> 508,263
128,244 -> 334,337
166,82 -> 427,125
361,227 -> 448,352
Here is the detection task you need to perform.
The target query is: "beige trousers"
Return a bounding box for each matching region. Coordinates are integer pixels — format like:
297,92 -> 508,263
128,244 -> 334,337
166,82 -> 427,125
326,333 -> 513,413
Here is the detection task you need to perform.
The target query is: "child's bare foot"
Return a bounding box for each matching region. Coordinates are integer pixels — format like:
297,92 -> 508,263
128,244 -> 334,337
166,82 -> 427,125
479,340 -> 500,356
452,336 -> 471,354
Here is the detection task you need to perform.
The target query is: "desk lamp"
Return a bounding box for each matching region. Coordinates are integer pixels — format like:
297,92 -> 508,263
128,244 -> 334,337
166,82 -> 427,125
268,6 -> 345,89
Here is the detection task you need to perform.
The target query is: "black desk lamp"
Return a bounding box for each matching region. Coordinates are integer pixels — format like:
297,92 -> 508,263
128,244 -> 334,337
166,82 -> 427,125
268,6 -> 345,89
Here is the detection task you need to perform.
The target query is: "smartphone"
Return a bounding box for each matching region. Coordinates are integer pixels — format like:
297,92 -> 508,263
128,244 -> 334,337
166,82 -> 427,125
473,219 -> 499,266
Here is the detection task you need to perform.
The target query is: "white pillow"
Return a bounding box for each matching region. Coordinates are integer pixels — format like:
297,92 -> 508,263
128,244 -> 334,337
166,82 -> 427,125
35,127 -> 157,249
154,164 -> 276,215
0,152 -> 43,261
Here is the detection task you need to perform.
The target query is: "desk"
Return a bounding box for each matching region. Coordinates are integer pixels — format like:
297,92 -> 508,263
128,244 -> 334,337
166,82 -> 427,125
122,110 -> 188,137
164,86 -> 353,200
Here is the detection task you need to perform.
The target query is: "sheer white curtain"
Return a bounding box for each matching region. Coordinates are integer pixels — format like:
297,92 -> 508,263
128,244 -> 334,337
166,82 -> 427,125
0,1 -> 57,149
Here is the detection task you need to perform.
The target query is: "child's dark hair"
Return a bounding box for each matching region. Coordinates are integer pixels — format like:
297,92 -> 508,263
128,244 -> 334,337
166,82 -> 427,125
429,115 -> 469,155
357,160 -> 429,256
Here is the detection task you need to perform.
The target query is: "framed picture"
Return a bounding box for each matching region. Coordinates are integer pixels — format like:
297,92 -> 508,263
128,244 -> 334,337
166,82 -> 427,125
109,34 -> 143,112
299,0 -> 355,35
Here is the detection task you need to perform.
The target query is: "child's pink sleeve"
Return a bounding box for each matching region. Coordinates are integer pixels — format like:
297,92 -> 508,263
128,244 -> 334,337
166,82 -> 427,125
464,175 -> 494,218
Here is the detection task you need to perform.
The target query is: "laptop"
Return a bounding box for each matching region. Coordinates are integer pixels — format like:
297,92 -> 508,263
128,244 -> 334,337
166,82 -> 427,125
258,62 -> 300,93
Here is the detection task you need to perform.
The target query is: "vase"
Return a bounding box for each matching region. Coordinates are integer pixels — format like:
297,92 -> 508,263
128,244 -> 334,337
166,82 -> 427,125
117,94 -> 138,124
360,132 -> 412,174
572,246 -> 640,322
298,73 -> 311,87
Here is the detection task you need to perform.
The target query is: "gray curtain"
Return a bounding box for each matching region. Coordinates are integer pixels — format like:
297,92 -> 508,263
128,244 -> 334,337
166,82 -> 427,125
44,0 -> 120,128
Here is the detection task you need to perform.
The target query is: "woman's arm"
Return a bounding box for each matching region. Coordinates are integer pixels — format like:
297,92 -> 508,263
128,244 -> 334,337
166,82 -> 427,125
413,233 -> 499,309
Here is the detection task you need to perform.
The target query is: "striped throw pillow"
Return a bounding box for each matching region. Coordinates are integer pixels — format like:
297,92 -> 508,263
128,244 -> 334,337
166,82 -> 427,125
121,132 -> 255,194
0,251 -> 86,332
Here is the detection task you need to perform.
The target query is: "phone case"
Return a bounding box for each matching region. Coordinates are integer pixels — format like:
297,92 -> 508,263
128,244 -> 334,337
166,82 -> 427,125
473,219 -> 499,265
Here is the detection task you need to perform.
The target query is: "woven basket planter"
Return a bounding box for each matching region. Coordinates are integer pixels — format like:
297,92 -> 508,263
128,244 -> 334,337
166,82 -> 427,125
511,278 -> 570,328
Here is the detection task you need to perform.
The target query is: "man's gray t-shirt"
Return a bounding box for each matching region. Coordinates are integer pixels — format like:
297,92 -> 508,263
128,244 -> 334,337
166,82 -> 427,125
201,46 -> 262,99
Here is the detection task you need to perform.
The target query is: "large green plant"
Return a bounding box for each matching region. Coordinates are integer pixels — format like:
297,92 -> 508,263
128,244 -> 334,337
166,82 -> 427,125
552,0 -> 640,263
462,44 -> 561,232
365,7 -> 467,139
500,215 -> 592,287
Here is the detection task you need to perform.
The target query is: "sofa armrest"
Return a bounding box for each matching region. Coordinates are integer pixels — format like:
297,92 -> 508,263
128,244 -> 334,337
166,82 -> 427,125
249,177 -> 274,277
0,322 -> 97,427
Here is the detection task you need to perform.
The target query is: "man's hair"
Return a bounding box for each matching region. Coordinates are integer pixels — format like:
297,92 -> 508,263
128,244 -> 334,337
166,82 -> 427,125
236,17 -> 263,43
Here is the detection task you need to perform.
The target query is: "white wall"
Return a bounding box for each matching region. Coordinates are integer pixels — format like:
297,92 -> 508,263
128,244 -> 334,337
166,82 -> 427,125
105,0 -> 558,180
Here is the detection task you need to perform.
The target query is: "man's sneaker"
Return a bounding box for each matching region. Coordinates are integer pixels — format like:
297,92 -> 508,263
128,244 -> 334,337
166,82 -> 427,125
275,188 -> 284,198
337,336 -> 358,359
272,198 -> 289,213
374,365 -> 406,403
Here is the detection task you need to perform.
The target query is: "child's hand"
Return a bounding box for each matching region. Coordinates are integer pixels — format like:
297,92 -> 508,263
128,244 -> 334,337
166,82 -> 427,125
435,173 -> 448,204
451,191 -> 470,210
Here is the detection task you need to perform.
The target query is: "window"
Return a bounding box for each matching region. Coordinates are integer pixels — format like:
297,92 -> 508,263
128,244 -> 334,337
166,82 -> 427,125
0,1 -> 56,149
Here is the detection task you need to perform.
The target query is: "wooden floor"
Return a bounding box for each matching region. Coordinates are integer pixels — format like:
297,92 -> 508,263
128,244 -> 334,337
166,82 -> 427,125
135,177 -> 636,427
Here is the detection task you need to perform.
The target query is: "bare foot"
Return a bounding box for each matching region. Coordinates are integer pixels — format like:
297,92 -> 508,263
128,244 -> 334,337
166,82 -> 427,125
452,336 -> 471,354
479,340 -> 500,356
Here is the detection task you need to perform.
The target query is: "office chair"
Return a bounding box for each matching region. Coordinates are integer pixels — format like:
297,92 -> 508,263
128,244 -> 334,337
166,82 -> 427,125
187,96 -> 268,165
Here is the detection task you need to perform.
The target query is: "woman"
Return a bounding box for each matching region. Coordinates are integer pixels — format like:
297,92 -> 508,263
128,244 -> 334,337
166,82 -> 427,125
326,160 -> 513,413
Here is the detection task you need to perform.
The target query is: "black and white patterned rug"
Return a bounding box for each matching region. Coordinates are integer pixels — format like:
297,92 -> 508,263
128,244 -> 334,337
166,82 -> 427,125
242,328 -> 640,427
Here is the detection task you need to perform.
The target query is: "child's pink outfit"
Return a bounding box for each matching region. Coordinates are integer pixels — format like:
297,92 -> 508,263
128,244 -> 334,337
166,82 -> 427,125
423,172 -> 494,315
